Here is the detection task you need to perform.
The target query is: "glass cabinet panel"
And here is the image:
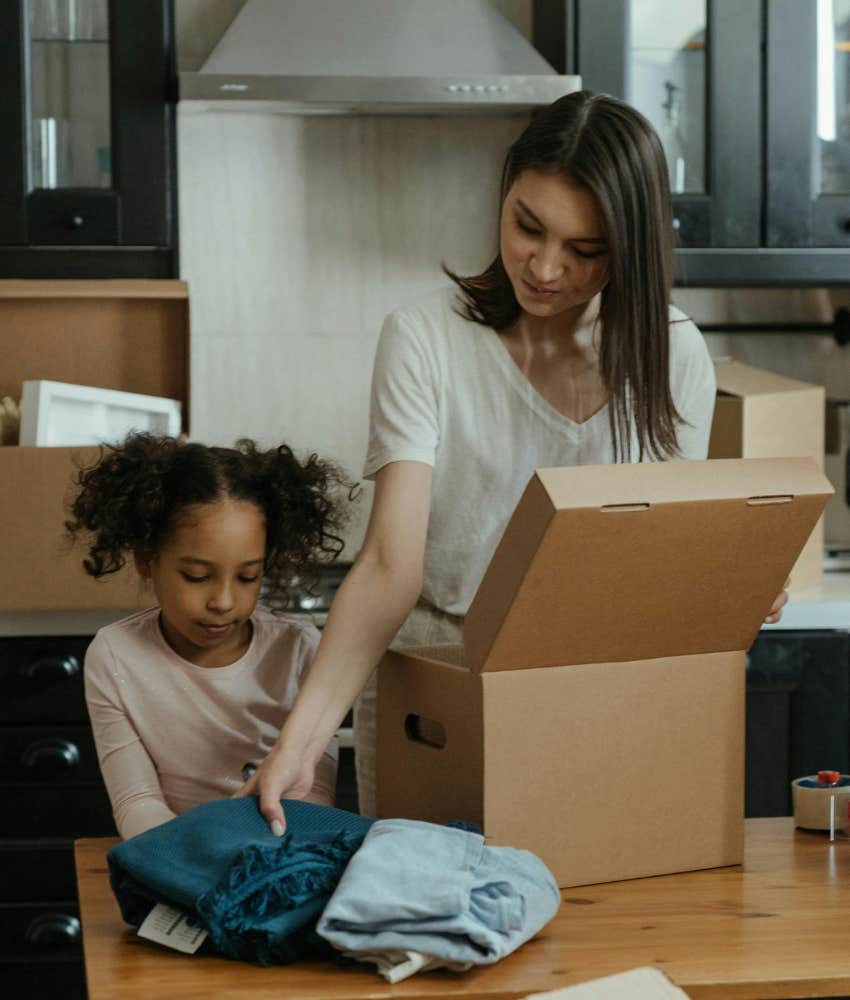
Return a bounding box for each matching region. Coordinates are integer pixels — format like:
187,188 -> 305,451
0,0 -> 176,275
572,0 -> 850,279
27,0 -> 111,190
627,0 -> 707,195
766,0 -> 850,249
817,0 -> 850,196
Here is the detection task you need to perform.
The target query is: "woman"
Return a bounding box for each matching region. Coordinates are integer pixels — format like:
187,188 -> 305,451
238,90 -> 788,831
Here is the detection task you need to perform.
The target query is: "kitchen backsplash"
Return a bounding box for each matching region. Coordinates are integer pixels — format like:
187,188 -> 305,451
179,109 -> 526,551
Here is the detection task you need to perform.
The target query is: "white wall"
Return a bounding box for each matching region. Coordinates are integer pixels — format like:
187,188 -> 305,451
176,1 -> 530,552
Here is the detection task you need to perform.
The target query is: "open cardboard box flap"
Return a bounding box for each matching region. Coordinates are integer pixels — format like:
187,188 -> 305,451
463,457 -> 832,673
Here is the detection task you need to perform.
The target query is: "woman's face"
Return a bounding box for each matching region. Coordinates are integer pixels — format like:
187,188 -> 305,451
499,169 -> 610,321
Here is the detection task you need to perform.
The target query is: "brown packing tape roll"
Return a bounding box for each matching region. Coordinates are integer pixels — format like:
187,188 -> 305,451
791,775 -> 850,830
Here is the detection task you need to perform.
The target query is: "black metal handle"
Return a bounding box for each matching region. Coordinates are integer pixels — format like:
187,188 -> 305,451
21,738 -> 81,773
846,443 -> 850,507
25,913 -> 81,950
20,654 -> 80,684
835,307 -> 850,348
701,307 -> 850,348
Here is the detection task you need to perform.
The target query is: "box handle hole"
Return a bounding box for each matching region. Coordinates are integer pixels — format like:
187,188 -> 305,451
600,503 -> 650,513
747,495 -> 793,506
404,714 -> 446,749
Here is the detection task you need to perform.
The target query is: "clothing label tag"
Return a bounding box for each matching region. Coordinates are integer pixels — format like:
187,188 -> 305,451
138,903 -> 208,954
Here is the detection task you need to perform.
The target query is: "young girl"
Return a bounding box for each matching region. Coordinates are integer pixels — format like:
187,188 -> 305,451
66,433 -> 352,840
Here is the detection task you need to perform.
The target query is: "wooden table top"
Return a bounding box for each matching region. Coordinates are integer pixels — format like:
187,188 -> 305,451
75,817 -> 850,1000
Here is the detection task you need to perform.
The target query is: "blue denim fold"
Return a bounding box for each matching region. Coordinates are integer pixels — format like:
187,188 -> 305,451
107,798 -> 373,965
316,818 -> 560,971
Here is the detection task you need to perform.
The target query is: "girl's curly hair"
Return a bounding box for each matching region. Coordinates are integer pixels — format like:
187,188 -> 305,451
65,433 -> 356,606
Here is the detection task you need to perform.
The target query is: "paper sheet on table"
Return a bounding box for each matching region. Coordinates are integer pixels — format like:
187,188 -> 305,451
523,966 -> 690,999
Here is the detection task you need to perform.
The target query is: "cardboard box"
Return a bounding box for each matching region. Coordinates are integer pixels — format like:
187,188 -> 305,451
709,360 -> 825,590
824,400 -> 850,547
377,458 -> 832,887
0,280 -> 189,613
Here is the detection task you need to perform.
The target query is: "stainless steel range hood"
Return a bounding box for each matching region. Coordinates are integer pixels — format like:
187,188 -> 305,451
179,0 -> 581,115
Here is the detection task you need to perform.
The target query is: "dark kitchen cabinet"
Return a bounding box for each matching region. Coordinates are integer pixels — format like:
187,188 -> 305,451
0,0 -> 177,278
534,0 -> 850,285
0,634 -> 115,1000
745,629 -> 850,818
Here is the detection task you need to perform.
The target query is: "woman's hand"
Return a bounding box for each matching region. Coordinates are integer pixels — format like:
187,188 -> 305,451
764,576 -> 791,624
232,742 -> 317,835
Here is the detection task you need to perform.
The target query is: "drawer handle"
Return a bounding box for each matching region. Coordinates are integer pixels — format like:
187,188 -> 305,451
21,738 -> 81,773
21,654 -> 81,683
25,913 -> 81,950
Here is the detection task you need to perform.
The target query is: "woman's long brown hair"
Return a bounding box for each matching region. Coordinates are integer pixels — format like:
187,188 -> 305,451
446,90 -> 681,461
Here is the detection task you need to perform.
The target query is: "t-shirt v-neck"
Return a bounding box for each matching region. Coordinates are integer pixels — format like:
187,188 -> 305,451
483,330 -> 610,436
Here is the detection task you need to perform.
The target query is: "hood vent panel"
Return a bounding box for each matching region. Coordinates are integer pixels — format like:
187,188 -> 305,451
179,0 -> 581,115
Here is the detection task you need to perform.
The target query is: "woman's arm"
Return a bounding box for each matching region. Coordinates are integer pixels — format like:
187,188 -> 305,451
85,640 -> 176,839
237,458 -> 433,832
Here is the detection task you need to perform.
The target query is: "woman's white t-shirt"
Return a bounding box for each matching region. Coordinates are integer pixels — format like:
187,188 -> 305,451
364,286 -> 717,620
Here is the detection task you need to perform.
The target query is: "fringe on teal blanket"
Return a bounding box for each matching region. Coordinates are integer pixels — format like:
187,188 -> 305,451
197,831 -> 366,965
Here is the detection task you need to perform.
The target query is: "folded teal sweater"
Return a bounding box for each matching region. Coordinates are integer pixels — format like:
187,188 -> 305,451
107,798 -> 374,965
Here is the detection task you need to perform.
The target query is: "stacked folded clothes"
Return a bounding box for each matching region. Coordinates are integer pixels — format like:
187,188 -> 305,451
108,799 -> 560,980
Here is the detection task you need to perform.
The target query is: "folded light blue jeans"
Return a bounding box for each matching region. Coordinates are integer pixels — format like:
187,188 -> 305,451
316,818 -> 560,971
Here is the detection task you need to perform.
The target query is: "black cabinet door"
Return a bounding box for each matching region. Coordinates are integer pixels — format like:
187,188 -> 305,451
745,629 -> 850,817
766,0 -> 850,251
0,0 -> 177,278
537,0 -> 850,285
569,0 -> 760,253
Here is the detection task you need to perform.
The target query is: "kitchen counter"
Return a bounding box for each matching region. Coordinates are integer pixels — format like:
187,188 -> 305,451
75,818 -> 850,1000
763,571 -> 850,631
3,575 -> 848,637
0,608 -> 325,637
0,608 -> 138,637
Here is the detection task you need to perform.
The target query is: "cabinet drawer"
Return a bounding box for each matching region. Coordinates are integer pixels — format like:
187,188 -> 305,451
0,726 -> 103,785
0,637 -> 91,723
0,960 -> 86,1000
0,901 -> 81,960
0,839 -> 77,902
0,787 -> 116,837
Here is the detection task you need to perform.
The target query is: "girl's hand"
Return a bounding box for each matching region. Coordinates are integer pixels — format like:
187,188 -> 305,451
232,742 -> 316,835
764,577 -> 791,624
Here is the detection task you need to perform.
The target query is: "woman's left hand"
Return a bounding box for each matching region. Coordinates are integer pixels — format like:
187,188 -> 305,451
764,577 -> 791,624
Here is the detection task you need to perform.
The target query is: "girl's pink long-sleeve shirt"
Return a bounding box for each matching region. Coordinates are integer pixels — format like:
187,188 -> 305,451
84,605 -> 337,839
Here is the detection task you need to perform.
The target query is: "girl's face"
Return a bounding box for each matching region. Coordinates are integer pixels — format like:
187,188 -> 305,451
499,168 -> 610,322
136,499 -> 266,667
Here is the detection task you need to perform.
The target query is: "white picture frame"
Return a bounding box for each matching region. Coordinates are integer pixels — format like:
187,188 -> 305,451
19,380 -> 182,447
